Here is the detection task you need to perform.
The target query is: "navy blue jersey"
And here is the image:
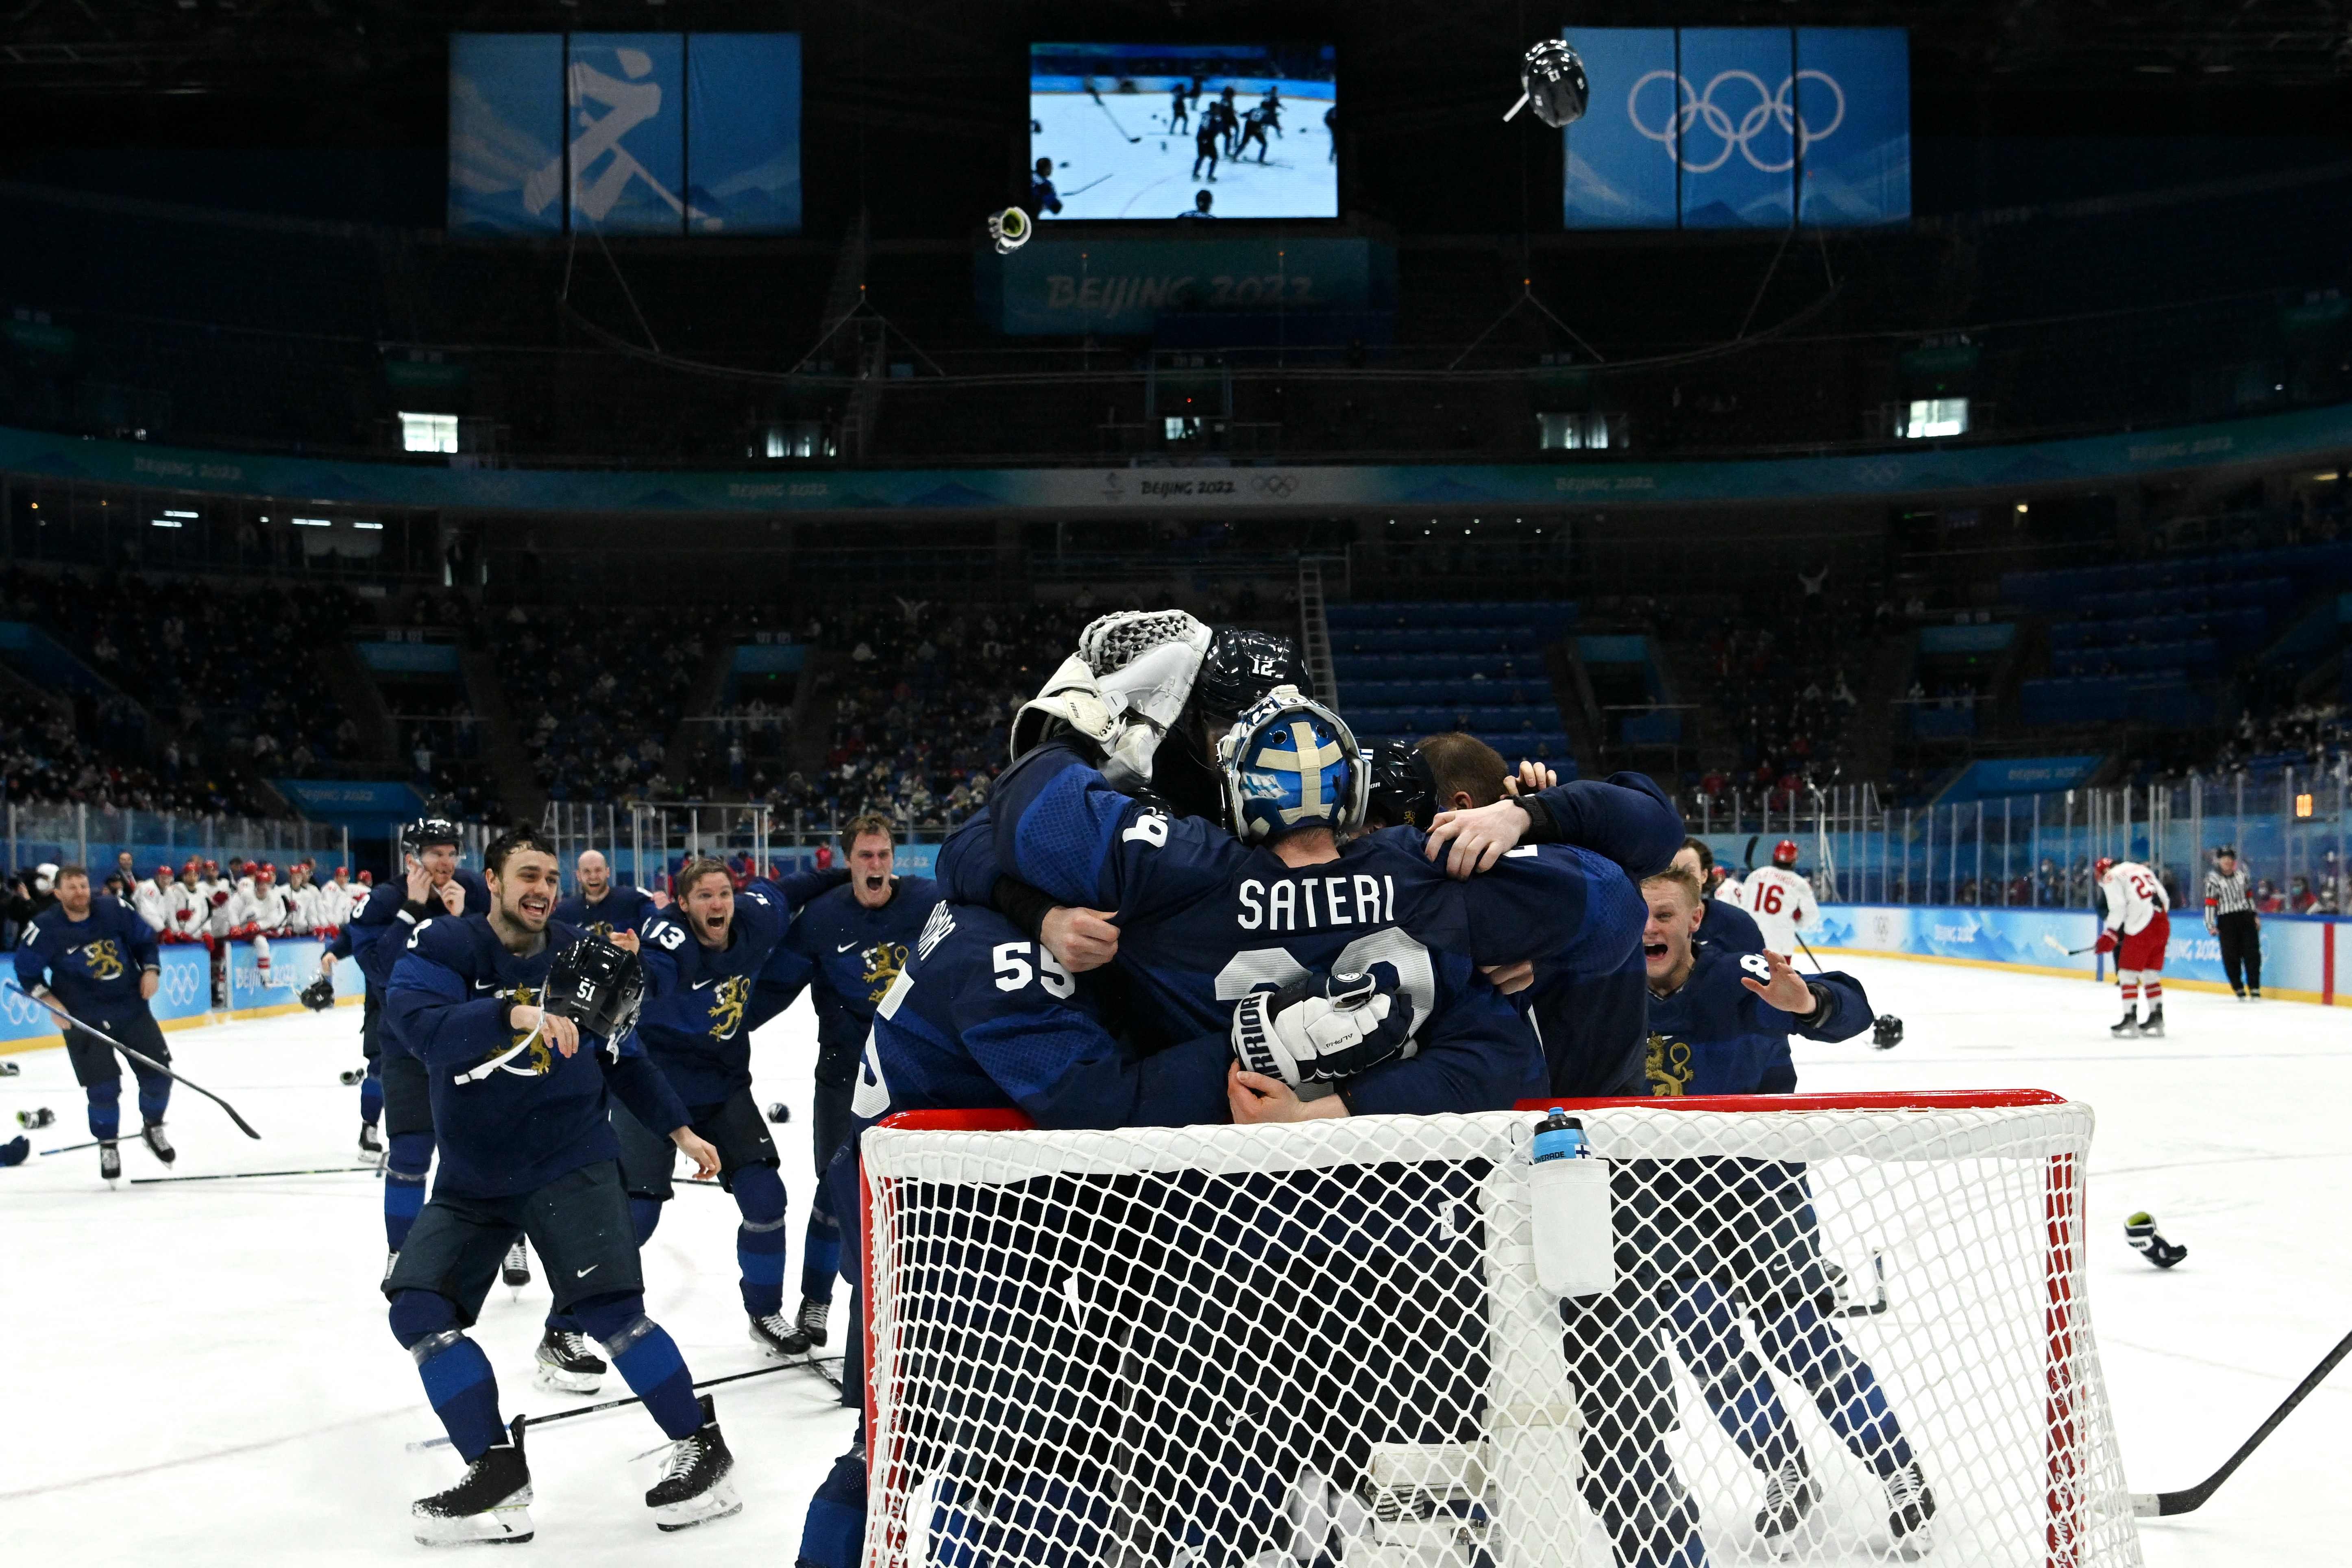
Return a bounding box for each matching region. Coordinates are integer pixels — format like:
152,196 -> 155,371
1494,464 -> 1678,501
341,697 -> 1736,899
945,741 -> 1629,1114
553,884 -> 658,942
1641,943 -> 1871,1098
384,915 -> 690,1200
849,901 -> 1231,1136
345,870 -> 493,1006
635,871 -> 845,1106
763,876 -> 944,1086
1520,946 -> 1651,1098
13,898 -> 160,1023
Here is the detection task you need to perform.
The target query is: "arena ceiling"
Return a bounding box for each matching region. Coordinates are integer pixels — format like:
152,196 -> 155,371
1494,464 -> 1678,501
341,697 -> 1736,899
1,1 -> 2346,104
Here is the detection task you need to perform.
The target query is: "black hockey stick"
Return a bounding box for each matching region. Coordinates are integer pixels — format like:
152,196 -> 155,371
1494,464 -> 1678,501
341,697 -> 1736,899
403,1355 -> 847,1450
1089,88 -> 1142,143
130,1166 -> 376,1184
2132,1325 -> 2352,1517
40,1138 -> 104,1157
1794,933 -> 1825,973
2038,934 -> 2103,958
1059,173 -> 1114,198
33,1000 -> 261,1139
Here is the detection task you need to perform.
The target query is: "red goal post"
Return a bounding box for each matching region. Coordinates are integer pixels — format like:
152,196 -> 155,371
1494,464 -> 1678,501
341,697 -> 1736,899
859,1090 -> 2137,1568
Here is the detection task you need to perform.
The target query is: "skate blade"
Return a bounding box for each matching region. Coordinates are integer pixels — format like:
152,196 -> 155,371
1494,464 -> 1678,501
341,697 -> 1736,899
501,1273 -> 531,1289
414,1492 -> 534,1546
1880,1528 -> 1934,1561
653,1476 -> 742,1533
747,1323 -> 810,1361
533,1363 -> 603,1396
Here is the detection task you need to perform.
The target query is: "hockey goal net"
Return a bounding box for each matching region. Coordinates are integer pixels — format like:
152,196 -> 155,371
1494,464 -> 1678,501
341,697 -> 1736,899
860,1091 -> 2139,1568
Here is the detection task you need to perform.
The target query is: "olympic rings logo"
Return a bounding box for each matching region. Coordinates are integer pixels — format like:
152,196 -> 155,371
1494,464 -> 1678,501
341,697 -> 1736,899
1627,70 -> 1844,174
157,960 -> 205,1009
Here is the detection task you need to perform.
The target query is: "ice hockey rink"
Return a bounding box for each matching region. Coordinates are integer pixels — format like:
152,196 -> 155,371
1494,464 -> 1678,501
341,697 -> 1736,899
1031,91 -> 1336,221
1,954 -> 2345,1567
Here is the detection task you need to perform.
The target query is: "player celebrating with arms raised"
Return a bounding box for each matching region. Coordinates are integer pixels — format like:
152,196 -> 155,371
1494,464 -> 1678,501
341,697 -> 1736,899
383,830 -> 737,1543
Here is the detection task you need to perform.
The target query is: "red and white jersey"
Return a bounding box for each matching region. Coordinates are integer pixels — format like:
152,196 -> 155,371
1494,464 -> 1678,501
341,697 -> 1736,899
163,883 -> 211,939
315,878 -> 362,927
132,877 -> 175,932
200,877 -> 237,936
2099,861 -> 2170,935
232,882 -> 296,933
286,883 -> 324,932
1738,864 -> 1819,956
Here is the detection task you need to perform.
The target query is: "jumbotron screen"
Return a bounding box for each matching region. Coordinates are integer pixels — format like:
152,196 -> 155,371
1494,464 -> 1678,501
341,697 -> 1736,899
1027,43 -> 1338,221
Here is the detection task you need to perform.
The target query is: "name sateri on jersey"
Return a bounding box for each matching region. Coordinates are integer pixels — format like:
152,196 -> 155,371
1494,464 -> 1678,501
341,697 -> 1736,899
1237,873 -> 1396,934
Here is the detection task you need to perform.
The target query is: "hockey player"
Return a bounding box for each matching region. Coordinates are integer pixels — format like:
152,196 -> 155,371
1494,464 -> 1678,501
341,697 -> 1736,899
383,829 -> 740,1543
1237,104 -> 1273,163
1191,113 -> 1220,182
756,814 -> 941,1355
624,856 -> 847,1360
1028,157 -> 1063,218
133,865 -> 174,932
335,818 -> 490,1243
1737,838 -> 1818,959
1167,78 -> 1190,133
1668,838 -> 1766,954
1638,864 -> 1934,1554
14,865 -> 174,1181
161,861 -> 210,946
227,862 -> 296,985
551,849 -> 656,940
2095,856 -> 2172,1037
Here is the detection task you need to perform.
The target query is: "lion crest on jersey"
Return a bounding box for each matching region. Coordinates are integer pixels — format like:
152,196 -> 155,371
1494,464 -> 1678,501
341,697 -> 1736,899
1644,1032 -> 1694,1097
79,940 -> 125,982
477,985 -> 552,1076
707,974 -> 750,1041
862,942 -> 910,1006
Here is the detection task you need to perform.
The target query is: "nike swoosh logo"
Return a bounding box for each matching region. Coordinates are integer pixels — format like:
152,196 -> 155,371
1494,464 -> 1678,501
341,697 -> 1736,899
692,978 -> 716,991
472,981 -> 498,993
575,1264 -> 599,1278
836,942 -> 858,952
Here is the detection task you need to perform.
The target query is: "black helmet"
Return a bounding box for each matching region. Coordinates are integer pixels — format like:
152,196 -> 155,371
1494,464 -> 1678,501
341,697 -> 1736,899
1194,628 -> 1306,722
544,937 -> 647,1044
1872,1014 -> 1904,1050
400,816 -> 462,858
1365,739 -> 1438,831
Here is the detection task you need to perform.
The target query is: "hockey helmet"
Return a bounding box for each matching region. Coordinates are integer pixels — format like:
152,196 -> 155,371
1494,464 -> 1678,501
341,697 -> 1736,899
544,936 -> 647,1043
153,866 -> 171,883
256,863 -> 276,884
2093,856 -> 2116,880
1772,838 -> 1801,868
1520,39 -> 1590,130
1216,685 -> 1367,844
1365,738 -> 1438,830
357,870 -> 375,885
1195,628 -> 1307,724
1872,1014 -> 1904,1050
401,816 -> 462,858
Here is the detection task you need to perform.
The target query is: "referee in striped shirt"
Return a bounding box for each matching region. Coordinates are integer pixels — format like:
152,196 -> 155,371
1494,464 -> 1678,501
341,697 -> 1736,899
2204,845 -> 2261,1001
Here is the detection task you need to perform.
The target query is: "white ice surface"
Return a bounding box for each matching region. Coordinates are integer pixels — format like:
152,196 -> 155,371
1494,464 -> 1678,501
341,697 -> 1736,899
1032,92 -> 1337,221
1,958 -> 2345,1565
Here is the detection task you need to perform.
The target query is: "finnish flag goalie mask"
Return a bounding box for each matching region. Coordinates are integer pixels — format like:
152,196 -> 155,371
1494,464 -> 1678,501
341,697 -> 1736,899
1216,685 -> 1368,845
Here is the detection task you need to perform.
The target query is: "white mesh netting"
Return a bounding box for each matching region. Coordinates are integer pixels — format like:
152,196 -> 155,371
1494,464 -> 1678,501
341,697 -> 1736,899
862,1100 -> 2141,1568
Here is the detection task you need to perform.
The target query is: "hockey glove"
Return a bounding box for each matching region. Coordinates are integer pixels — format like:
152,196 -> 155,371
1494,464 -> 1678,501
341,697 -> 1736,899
2124,1211 -> 2187,1269
1230,970 -> 1417,1086
1078,610 -> 1214,787
2093,931 -> 2118,955
1010,653 -> 1126,764
298,974 -> 337,1013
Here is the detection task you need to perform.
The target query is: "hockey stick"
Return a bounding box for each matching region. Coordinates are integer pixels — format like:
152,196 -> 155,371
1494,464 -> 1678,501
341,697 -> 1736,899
1089,88 -> 1142,143
2038,933 -> 2102,957
32,1000 -> 261,1139
130,1166 -> 376,1184
1794,933 -> 1825,973
403,1355 -> 847,1450
39,1138 -> 104,1157
2132,1325 -> 2352,1517
1059,173 -> 1114,198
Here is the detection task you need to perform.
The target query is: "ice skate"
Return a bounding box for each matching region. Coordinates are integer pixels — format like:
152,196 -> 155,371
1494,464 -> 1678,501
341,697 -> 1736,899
646,1394 -> 740,1532
412,1429 -> 533,1546
749,1309 -> 811,1359
532,1326 -> 606,1395
139,1121 -> 175,1165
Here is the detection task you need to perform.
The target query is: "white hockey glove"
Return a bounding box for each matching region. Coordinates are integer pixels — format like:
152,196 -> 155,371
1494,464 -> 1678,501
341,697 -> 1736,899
1230,970 -> 1418,1087
1080,610 -> 1211,787
1010,653 -> 1124,762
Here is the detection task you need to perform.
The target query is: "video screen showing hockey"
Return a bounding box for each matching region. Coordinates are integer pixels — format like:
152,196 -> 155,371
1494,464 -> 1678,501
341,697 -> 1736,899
1028,42 -> 1338,220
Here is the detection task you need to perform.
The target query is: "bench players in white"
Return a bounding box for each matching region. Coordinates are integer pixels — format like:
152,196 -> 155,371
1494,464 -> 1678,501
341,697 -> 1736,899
1737,838 -> 1818,958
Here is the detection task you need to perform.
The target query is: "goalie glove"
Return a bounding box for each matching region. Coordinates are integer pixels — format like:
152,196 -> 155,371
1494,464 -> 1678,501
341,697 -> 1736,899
1010,653 -> 1126,764
1011,610 -> 1213,786
1230,969 -> 1417,1087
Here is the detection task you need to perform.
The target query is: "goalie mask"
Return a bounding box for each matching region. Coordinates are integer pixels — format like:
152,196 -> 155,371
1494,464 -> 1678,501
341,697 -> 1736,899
1216,685 -> 1367,845
1520,40 -> 1589,129
544,937 -> 647,1045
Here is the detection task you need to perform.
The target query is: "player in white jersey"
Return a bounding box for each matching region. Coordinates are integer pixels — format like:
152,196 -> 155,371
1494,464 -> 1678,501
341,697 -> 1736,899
228,863 -> 298,984
2094,856 -> 2171,1037
133,866 -> 175,932
1738,839 -> 1818,957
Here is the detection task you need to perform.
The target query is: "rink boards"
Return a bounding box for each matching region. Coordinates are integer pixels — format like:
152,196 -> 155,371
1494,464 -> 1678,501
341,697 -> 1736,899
1812,902 -> 2351,1004
0,938 -> 362,1051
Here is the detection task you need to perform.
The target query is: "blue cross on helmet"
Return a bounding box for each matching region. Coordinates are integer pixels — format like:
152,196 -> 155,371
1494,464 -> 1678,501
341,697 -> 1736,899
1216,685 -> 1368,844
